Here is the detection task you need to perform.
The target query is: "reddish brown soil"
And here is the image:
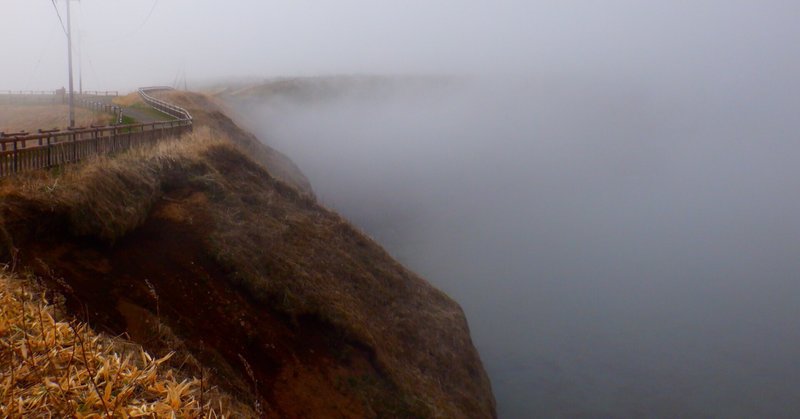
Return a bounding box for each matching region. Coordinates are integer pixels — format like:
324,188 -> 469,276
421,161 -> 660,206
14,189 -> 379,418
0,92 -> 497,417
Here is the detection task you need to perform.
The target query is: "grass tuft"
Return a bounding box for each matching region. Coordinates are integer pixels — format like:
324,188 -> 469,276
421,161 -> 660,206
0,270 -> 247,418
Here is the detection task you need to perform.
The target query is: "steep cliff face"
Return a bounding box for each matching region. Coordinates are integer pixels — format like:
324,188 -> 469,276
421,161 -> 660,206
0,92 -> 496,418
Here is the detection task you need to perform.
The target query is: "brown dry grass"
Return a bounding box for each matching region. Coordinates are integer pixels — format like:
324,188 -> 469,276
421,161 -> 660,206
0,93 -> 496,417
0,127 -> 225,243
0,105 -> 105,133
0,270 -> 246,418
152,91 -> 314,197
112,93 -> 144,108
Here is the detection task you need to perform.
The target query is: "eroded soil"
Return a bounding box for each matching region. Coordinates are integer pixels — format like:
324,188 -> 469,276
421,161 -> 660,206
17,189 -> 380,418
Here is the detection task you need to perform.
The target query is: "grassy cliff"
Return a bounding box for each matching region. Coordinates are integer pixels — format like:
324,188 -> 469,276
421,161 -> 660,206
0,92 -> 496,417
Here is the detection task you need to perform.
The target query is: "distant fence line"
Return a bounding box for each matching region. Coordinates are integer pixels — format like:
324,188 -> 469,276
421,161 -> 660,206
0,90 -> 57,95
74,97 -> 124,124
0,90 -> 118,96
0,92 -> 63,105
0,90 -> 119,107
79,90 -> 119,97
0,87 -> 192,178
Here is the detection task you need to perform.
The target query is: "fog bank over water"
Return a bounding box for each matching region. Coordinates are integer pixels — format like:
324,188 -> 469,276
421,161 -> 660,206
227,73 -> 800,417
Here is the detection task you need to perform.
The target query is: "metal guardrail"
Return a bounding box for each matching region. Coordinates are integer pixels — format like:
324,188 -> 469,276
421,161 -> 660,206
138,87 -> 193,121
0,87 -> 193,178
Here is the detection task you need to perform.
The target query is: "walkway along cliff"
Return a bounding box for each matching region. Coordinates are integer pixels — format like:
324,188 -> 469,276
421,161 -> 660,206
0,89 -> 497,417
0,87 -> 191,177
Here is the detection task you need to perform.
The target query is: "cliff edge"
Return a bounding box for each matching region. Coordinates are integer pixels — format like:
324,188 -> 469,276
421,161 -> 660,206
0,92 -> 496,418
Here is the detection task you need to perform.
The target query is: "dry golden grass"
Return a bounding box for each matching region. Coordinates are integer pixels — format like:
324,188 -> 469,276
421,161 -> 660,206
0,93 -> 497,417
0,270 -> 243,418
0,127 -> 226,243
112,94 -> 144,108
0,105 -> 105,133
152,91 -> 314,196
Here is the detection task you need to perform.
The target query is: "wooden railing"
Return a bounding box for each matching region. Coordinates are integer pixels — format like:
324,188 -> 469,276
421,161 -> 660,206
0,90 -> 117,96
0,87 -> 192,178
75,96 -> 123,124
80,90 -> 119,97
0,90 -> 57,95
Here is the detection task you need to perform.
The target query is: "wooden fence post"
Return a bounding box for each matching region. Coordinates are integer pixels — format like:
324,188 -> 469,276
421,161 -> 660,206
13,140 -> 18,173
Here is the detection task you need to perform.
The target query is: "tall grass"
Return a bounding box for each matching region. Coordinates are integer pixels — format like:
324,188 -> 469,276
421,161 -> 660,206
1,127 -> 228,243
0,91 -> 496,418
0,270 -> 248,417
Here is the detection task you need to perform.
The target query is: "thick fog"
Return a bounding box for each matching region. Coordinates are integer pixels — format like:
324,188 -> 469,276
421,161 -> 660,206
6,0 -> 800,417
5,1 -> 800,90
231,74 -> 800,417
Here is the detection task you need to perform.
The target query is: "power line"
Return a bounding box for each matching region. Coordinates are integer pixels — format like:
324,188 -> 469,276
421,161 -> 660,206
79,0 -> 161,48
86,56 -> 105,91
137,0 -> 160,32
25,21 -> 61,89
49,0 -> 68,36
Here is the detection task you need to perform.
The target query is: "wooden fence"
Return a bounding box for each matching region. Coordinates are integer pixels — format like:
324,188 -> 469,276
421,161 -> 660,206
0,121 -> 192,177
0,90 -> 118,106
0,91 -> 63,105
75,97 -> 123,123
0,87 -> 193,178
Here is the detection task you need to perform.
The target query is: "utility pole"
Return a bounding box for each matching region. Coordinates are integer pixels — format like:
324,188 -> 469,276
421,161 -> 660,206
66,0 -> 75,128
78,31 -> 83,95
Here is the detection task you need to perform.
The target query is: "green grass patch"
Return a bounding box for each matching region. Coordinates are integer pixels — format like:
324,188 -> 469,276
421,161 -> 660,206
130,103 -> 177,121
112,115 -> 139,133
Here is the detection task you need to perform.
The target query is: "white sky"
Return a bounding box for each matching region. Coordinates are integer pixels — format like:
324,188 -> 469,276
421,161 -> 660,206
1,1 -> 799,92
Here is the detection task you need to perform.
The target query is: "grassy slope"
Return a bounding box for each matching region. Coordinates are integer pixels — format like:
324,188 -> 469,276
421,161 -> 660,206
154,90 -> 314,196
0,92 -> 496,418
0,272 -> 251,417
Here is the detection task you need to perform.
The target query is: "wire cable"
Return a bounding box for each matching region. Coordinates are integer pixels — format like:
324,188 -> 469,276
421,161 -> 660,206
137,0 -> 160,32
79,0 -> 161,48
25,20 -> 61,90
77,1 -> 106,90
49,0 -> 68,36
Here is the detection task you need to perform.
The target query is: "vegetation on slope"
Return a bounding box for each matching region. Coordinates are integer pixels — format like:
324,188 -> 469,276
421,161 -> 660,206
153,90 -> 314,196
0,91 -> 496,417
0,271 -> 250,417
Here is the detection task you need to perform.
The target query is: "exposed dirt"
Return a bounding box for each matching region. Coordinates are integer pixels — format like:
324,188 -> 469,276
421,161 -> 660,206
14,188 -> 380,418
0,91 -> 497,418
